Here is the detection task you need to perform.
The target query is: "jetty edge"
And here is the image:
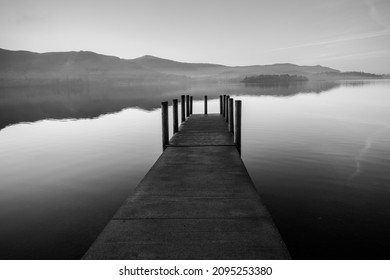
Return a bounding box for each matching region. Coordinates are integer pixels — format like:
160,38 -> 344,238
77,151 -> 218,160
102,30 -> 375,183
83,95 -> 290,259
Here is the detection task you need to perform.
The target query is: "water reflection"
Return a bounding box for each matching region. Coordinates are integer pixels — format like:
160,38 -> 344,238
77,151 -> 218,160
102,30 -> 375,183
0,79 -> 390,259
0,80 -> 343,130
0,82 -> 188,130
241,80 -> 340,95
0,108 -> 161,259
240,80 -> 390,259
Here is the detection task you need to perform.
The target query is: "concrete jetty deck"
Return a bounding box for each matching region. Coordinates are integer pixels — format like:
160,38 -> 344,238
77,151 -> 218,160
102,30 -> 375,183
83,113 -> 290,259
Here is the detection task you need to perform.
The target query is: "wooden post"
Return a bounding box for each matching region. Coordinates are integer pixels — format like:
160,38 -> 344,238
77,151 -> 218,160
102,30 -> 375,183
173,99 -> 178,134
181,95 -> 185,123
220,95 -> 223,114
161,101 -> 169,151
229,98 -> 234,134
222,95 -> 226,117
190,96 -> 193,115
234,100 -> 242,155
204,96 -> 208,114
186,95 -> 190,117
225,95 -> 230,122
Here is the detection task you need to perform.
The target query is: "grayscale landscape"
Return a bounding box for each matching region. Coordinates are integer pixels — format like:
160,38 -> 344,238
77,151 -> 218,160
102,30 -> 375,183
0,0 -> 390,260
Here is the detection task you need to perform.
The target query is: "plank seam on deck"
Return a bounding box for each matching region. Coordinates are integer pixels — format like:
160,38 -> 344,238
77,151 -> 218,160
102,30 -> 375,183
83,113 -> 290,260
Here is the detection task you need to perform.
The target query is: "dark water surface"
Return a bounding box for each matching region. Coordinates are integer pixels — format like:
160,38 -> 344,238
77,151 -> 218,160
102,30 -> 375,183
0,80 -> 389,259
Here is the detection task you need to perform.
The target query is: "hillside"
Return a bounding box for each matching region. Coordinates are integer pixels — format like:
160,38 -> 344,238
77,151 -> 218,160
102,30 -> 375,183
0,48 -> 341,82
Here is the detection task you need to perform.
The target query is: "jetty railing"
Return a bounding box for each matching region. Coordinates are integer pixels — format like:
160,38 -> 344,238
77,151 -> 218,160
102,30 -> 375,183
161,95 -> 242,154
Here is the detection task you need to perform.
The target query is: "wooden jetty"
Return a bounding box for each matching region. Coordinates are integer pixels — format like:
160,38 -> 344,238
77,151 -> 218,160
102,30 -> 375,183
83,95 -> 290,259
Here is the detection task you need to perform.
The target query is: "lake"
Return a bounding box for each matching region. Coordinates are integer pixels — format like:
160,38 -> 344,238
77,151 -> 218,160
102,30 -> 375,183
0,79 -> 389,259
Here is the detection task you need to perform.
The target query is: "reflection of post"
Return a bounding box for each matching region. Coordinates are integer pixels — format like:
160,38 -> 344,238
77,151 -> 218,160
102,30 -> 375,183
181,95 -> 185,123
186,95 -> 190,117
204,96 -> 208,115
190,96 -> 193,115
161,101 -> 169,151
225,95 -> 230,122
234,100 -> 242,155
229,98 -> 234,134
220,95 -> 223,115
222,95 -> 226,117
173,99 -> 178,134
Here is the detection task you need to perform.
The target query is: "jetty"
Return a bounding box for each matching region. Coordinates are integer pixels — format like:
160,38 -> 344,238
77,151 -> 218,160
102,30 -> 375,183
83,95 -> 290,259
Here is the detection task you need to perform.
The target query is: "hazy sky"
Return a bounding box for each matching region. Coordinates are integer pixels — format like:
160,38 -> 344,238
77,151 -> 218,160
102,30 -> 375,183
1,0 -> 390,73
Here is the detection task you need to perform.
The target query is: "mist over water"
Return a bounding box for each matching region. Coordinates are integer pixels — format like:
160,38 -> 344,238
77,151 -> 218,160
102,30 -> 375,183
0,79 -> 390,259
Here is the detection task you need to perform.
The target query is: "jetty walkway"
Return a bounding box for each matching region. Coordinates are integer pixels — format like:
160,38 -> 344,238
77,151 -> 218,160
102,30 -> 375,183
83,95 -> 290,259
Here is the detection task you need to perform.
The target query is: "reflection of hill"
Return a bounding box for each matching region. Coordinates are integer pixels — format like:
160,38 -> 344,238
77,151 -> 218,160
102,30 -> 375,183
240,80 -> 341,96
314,71 -> 384,80
0,82 -> 188,130
0,80 -> 345,130
242,74 -> 308,84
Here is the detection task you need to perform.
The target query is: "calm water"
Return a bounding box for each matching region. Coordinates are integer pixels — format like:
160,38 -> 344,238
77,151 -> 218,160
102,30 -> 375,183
0,80 -> 389,259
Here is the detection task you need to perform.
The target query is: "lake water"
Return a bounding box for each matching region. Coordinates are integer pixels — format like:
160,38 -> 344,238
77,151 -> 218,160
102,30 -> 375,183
0,80 -> 389,259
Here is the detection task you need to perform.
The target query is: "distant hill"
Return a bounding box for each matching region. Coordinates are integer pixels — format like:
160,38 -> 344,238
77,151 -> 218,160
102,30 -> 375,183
313,71 -> 385,80
131,55 -> 226,77
0,48 -> 177,82
0,48 -> 382,82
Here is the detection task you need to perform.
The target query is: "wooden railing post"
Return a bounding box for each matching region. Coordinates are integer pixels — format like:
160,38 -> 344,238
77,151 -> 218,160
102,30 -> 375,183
161,101 -> 169,151
222,95 -> 226,117
181,95 -> 185,123
173,99 -> 178,134
204,96 -> 208,114
186,95 -> 190,117
234,100 -> 242,155
225,95 -> 230,122
229,98 -> 234,134
220,95 -> 223,114
190,96 -> 193,115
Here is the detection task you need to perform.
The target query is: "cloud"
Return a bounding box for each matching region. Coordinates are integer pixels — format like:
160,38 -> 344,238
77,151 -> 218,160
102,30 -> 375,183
273,29 -> 390,51
19,13 -> 47,23
312,49 -> 390,62
363,0 -> 390,29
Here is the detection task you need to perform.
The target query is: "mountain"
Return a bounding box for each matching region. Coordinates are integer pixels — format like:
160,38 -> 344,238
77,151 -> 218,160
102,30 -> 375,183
0,47 -> 351,82
0,48 -> 161,80
131,55 -> 226,77
129,55 -> 339,79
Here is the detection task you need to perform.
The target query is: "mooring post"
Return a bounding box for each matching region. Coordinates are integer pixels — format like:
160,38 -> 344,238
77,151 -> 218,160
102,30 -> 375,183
161,101 -> 169,151
222,95 -> 226,117
173,99 -> 178,134
186,95 -> 190,118
220,95 -> 223,114
229,98 -> 234,134
234,100 -> 242,155
225,95 -> 230,122
190,96 -> 193,115
181,95 -> 185,123
204,96 -> 208,114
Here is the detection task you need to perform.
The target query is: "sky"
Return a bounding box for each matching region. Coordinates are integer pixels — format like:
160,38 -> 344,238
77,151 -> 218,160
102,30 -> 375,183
0,0 -> 390,73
